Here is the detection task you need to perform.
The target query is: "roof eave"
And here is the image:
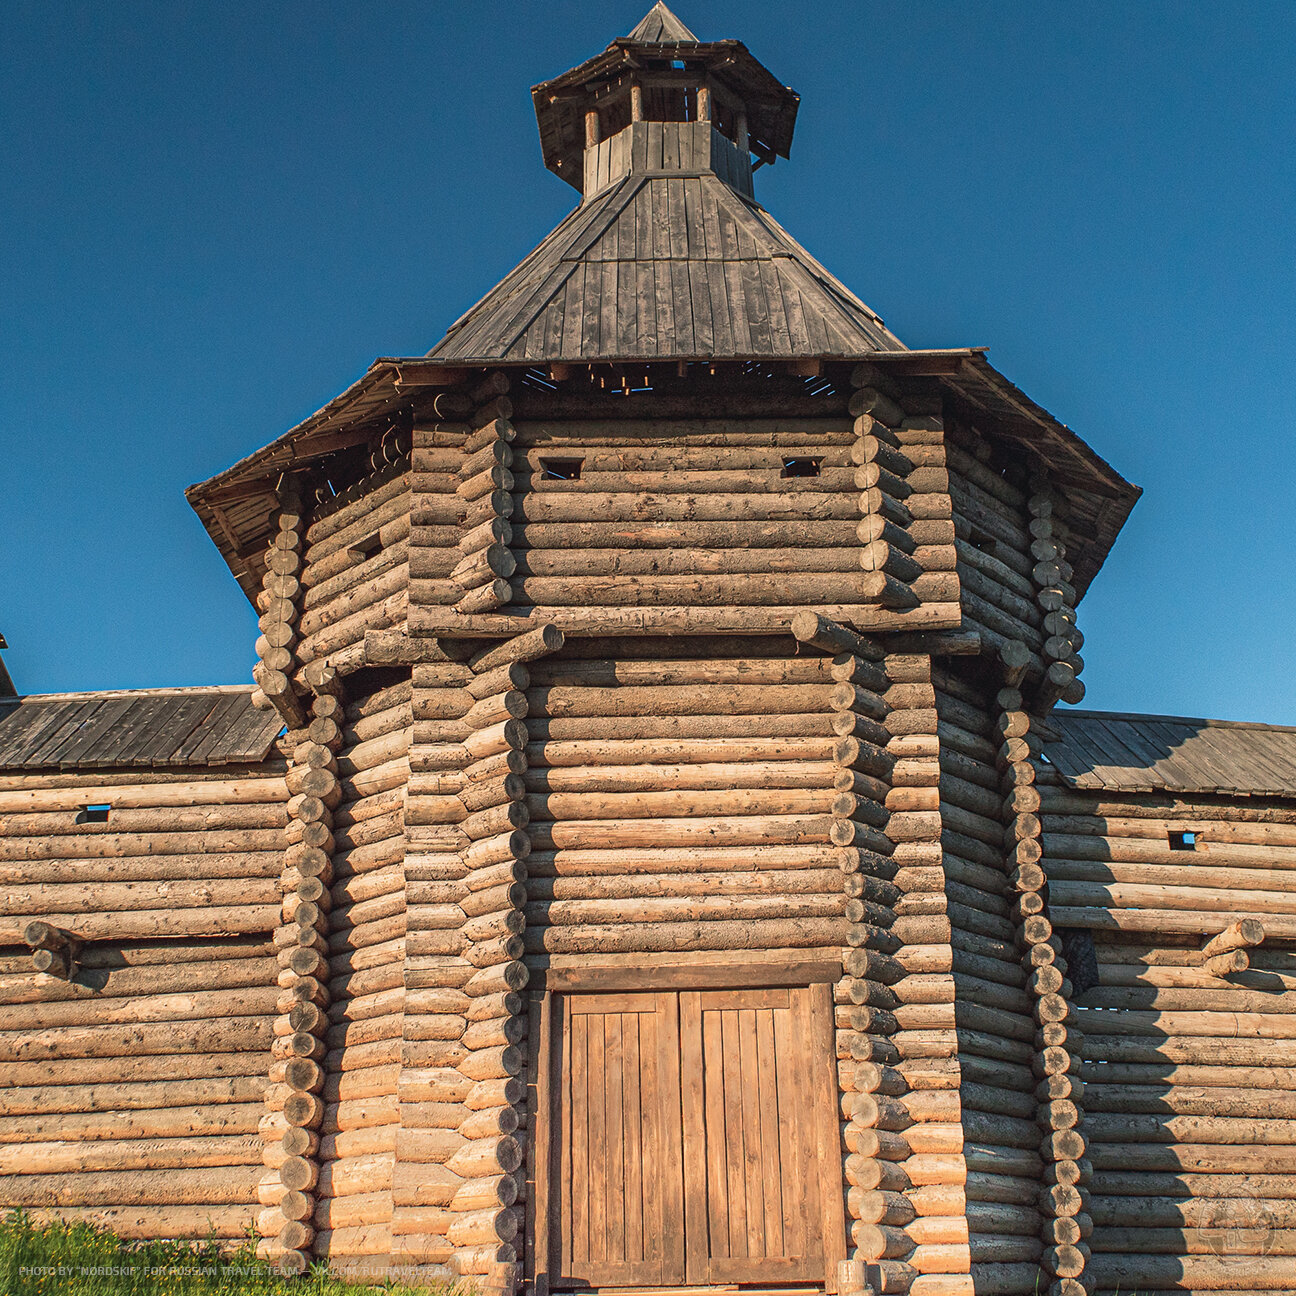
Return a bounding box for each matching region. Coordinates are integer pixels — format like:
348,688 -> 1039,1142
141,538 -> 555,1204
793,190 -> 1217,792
185,348 -> 1139,614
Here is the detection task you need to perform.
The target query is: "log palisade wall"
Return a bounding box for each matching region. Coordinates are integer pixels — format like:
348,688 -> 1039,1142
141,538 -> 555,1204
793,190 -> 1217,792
0,760 -> 286,1239
3,368 -> 1292,1296
1037,768 -> 1296,1294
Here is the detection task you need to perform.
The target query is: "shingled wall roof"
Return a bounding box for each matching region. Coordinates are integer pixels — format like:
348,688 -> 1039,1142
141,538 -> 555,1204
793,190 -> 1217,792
426,171 -> 904,364
1043,710 -> 1296,799
0,687 -> 284,771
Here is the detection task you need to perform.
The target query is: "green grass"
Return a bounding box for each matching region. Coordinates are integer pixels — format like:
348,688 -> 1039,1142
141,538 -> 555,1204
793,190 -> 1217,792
0,1212 -> 456,1296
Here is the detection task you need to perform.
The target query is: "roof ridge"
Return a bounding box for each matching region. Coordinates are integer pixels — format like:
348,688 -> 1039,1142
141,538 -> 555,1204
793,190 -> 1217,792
6,684 -> 255,704
625,2 -> 699,44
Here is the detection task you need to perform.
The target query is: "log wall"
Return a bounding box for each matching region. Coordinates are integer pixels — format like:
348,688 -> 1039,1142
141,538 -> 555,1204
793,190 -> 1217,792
310,674 -> 410,1276
295,447 -> 414,675
932,665 -> 1043,1295
407,373 -> 969,638
522,636 -> 850,962
0,762 -> 287,1238
863,651 -> 972,1296
1036,768 -> 1296,1292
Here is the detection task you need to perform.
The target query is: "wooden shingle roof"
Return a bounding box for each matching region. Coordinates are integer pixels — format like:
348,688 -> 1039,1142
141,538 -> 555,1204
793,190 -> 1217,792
0,687 -> 284,771
627,3 -> 698,43
1043,710 -> 1296,798
427,171 -> 904,364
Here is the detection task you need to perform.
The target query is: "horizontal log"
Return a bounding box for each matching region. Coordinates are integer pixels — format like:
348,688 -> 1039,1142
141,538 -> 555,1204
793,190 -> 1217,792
0,1163 -> 260,1207
410,601 -> 963,640
4,1101 -> 263,1144
0,1134 -> 263,1175
517,518 -> 861,550
1087,1251 -> 1296,1287
0,829 -> 284,862
25,1204 -> 255,1239
527,814 -> 838,850
524,917 -> 845,955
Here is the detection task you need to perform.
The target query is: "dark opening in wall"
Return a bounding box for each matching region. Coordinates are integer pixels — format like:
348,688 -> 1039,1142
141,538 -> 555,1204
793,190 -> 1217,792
349,532 -> 383,561
1169,831 -> 1197,851
781,457 -> 821,478
1058,927 -> 1100,996
540,458 -> 584,481
970,529 -> 998,555
75,805 -> 111,825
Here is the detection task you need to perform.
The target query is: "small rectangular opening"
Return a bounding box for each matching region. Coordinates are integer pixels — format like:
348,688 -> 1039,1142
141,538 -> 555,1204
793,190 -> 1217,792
781,457 -> 821,478
1169,830 -> 1197,851
970,529 -> 999,555
76,805 -> 111,825
540,458 -> 583,481
348,533 -> 383,561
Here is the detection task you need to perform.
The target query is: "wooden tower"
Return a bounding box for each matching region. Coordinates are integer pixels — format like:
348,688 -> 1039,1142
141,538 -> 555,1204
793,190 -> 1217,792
185,5 -> 1144,1293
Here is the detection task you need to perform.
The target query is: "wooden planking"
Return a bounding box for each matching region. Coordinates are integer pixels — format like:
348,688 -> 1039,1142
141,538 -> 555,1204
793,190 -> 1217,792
428,171 -> 901,364
557,991 -> 676,1286
684,986 -> 835,1285
1045,710 -> 1296,798
550,984 -> 840,1290
0,689 -> 283,771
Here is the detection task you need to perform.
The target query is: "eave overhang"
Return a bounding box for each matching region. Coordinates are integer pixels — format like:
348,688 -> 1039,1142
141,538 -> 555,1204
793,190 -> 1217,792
186,348 -> 1139,610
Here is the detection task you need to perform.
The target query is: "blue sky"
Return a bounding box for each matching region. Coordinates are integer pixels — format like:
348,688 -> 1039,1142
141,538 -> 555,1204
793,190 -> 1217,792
3,1 -> 1294,722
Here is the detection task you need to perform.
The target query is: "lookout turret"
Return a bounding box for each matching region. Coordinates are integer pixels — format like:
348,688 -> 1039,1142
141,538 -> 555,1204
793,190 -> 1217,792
533,2 -> 799,200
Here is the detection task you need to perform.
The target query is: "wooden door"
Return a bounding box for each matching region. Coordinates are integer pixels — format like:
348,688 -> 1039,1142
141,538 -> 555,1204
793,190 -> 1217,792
551,991 -> 686,1288
537,981 -> 844,1292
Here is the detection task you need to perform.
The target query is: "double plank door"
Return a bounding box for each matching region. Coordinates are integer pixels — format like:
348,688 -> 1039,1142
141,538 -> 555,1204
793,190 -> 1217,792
531,983 -> 845,1292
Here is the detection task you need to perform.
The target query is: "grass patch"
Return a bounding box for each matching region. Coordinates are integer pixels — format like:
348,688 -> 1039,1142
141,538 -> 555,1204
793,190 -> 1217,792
0,1211 -> 453,1296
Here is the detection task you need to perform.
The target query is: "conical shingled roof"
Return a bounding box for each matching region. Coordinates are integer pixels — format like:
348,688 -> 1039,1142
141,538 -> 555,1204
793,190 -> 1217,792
626,2 -> 699,44
427,172 -> 904,363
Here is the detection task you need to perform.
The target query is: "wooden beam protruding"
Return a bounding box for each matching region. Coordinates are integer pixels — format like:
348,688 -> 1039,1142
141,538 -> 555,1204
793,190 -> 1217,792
1201,919 -> 1265,976
791,612 -> 884,663
469,624 -> 564,674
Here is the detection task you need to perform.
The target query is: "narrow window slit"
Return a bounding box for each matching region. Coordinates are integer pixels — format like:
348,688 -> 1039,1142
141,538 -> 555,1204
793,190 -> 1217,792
541,458 -> 583,481
781,457 -> 821,478
349,532 -> 383,561
1168,830 -> 1196,851
76,805 -> 111,825
970,529 -> 998,555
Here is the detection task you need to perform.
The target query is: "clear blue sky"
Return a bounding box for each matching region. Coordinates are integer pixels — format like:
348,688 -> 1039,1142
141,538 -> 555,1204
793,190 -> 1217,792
3,2 -> 1294,723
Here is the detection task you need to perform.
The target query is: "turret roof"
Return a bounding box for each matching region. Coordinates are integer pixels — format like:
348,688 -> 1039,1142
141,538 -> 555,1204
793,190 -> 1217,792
425,171 -> 904,364
625,2 -> 699,44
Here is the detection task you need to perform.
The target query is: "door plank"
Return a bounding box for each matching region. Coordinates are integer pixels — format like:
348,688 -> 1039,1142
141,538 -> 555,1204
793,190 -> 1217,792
570,1007 -> 587,1266
568,991 -> 660,1014
639,999 -> 664,1275
656,991 -> 687,1285
810,980 -> 849,1290
679,990 -> 709,1283
622,1013 -> 644,1265
794,987 -> 826,1267
720,1008 -> 748,1260
532,992 -> 553,1296
772,995 -> 805,1261
756,1005 -> 785,1259
605,1011 -> 625,1262
698,987 -> 791,1010
701,999 -> 728,1269
739,1007 -> 765,1258
587,1008 -> 607,1266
